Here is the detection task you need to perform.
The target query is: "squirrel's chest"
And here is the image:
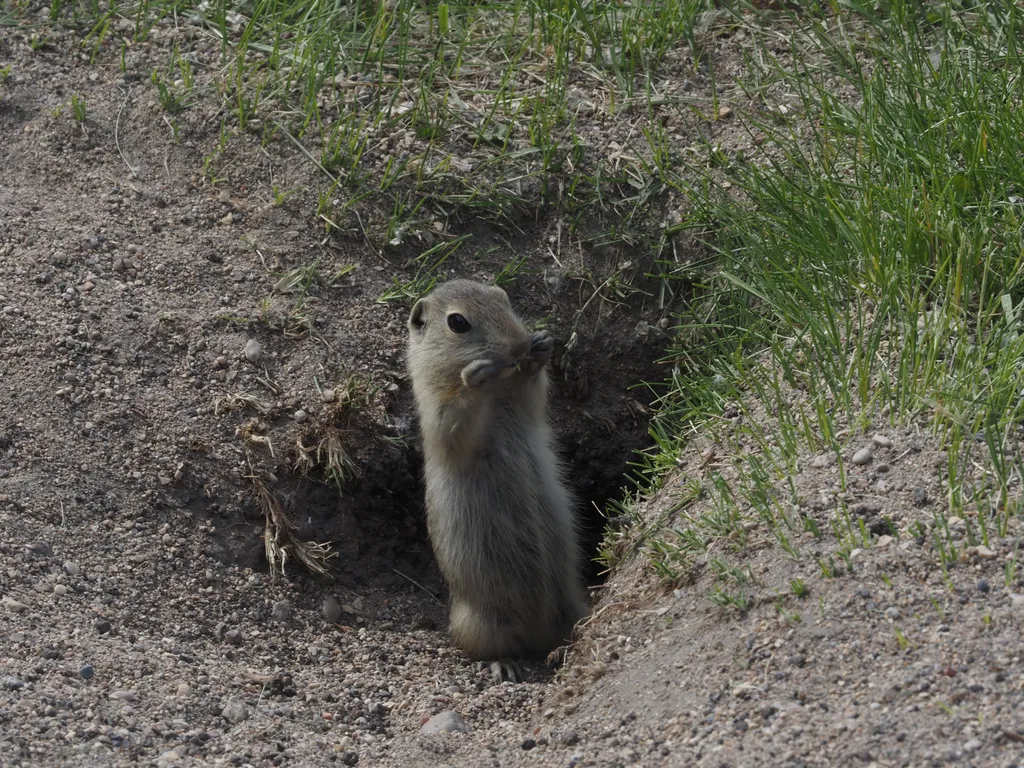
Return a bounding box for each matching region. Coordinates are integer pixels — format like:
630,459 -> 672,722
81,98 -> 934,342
427,421 -> 542,482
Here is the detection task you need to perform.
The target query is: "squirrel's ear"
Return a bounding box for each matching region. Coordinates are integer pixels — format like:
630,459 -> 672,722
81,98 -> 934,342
409,298 -> 428,331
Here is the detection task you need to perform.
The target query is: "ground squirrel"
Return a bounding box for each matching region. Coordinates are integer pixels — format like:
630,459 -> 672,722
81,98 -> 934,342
406,279 -> 589,679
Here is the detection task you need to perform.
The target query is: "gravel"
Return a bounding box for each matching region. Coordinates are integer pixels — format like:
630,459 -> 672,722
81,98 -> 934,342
3,677 -> 25,691
220,697 -> 249,725
223,628 -> 244,646
271,599 -> 292,622
323,596 -> 343,623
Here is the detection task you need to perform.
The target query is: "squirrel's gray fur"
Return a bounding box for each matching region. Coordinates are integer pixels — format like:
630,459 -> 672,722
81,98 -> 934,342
407,279 -> 588,669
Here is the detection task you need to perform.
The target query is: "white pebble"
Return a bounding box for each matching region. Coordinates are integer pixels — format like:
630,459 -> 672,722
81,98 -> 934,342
421,710 -> 471,734
851,448 -> 873,465
244,339 -> 262,363
872,434 -> 893,448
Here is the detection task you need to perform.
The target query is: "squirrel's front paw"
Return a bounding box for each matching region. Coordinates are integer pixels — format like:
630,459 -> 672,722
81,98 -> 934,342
461,359 -> 504,388
519,331 -> 553,374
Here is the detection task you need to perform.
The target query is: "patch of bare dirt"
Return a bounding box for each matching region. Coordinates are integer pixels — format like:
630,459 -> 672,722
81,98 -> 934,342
6,10 -> 1020,768
0,14 -> 675,768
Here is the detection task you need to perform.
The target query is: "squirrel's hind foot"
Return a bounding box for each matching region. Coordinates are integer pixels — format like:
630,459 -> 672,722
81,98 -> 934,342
478,659 -> 526,685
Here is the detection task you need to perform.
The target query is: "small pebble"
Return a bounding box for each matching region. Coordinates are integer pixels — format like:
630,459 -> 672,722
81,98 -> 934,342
963,739 -> 982,753
293,409 -> 308,423
872,434 -> 893,448
53,584 -> 68,596
244,339 -> 262,363
27,540 -> 53,557
811,455 -> 827,469
851,448 -> 873,465
421,710 -> 471,734
3,676 -> 25,691
2,596 -> 28,612
977,579 -> 990,594
323,597 -> 343,624
80,664 -> 94,680
221,697 -> 249,724
885,606 -> 901,620
63,561 -> 82,576
322,389 -> 336,403
521,737 -> 537,750
912,487 -> 928,506
95,619 -> 112,635
110,690 -> 136,701
271,599 -> 292,623
224,628 -> 244,646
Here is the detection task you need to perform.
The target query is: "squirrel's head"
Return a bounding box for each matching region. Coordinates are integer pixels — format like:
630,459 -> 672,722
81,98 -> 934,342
407,279 -> 533,384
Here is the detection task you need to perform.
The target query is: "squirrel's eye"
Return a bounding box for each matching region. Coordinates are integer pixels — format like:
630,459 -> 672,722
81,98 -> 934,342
447,313 -> 472,333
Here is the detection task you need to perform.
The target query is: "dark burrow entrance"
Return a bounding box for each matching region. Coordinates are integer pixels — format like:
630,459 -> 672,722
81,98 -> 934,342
271,371 -> 658,594
217,360 -> 660,602
217,267 -> 669,602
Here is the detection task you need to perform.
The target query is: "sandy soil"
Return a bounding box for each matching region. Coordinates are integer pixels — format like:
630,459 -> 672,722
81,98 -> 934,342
2,11 -> 1024,768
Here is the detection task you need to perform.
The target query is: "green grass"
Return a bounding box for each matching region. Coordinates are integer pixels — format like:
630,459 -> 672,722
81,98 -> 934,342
70,92 -> 87,122
630,0 -> 1024,588
17,0 -> 718,297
